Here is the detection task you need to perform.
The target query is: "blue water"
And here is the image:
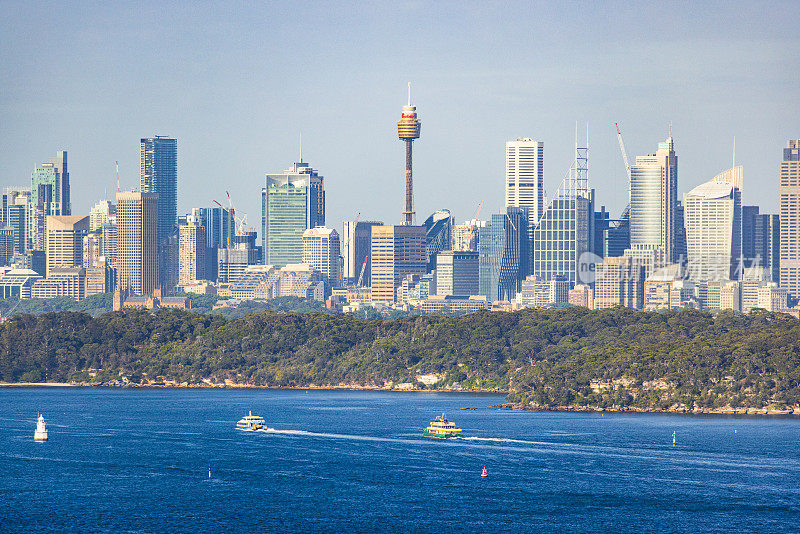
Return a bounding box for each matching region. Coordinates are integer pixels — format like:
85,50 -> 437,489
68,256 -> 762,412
1,389 -> 799,533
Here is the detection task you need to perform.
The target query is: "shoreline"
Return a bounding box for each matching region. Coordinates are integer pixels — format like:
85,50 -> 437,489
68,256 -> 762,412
494,403 -> 800,417
0,382 -> 508,394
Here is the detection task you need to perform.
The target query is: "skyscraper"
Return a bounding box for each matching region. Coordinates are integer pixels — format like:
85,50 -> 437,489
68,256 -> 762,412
30,151 -> 70,250
3,188 -> 30,254
423,209 -> 453,272
780,140 -> 800,298
369,225 -> 426,303
140,137 -> 177,242
178,223 -> 207,286
479,208 -> 528,302
531,131 -> 594,286
629,131 -> 678,263
505,138 -> 544,234
683,171 -> 741,282
262,161 -> 325,268
342,220 -> 382,285
45,215 -> 89,277
302,226 -> 340,286
116,191 -> 159,295
397,83 -> 421,225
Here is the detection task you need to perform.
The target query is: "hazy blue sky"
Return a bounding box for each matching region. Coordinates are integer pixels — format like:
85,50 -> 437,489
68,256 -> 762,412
2,1 -> 798,232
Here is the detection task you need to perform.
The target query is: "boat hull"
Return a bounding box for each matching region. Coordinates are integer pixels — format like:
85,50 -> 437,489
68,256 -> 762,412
423,429 -> 461,439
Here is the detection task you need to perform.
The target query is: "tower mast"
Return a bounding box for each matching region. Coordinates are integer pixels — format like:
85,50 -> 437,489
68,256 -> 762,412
397,82 -> 421,225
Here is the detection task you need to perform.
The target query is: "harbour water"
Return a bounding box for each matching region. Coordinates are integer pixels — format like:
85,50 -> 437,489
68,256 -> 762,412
1,388 -> 799,532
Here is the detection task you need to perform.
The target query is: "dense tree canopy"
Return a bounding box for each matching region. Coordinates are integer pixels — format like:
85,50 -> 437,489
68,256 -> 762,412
2,307 -> 799,410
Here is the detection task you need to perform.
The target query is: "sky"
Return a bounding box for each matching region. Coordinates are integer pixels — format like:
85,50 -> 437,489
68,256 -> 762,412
1,1 -> 798,233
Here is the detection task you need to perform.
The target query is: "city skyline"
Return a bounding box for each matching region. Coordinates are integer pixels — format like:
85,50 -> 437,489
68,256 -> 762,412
2,2 -> 798,233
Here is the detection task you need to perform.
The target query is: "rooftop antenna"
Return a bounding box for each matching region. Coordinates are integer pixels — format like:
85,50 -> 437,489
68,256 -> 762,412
299,133 -> 302,163
669,122 -> 673,139
408,82 -> 411,106
732,136 -> 736,170
115,161 -> 120,193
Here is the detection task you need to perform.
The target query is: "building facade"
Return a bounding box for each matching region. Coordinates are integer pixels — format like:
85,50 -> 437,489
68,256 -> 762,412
780,140 -> 800,298
479,208 -> 528,302
423,209 -> 454,272
629,133 -> 678,263
30,151 -> 71,251
302,226 -> 340,286
594,256 -> 644,309
262,162 -> 325,268
342,220 -> 382,285
140,137 -> 177,243
369,225 -> 426,303
116,191 -> 159,295
178,223 -> 207,286
683,169 -> 741,282
505,138 -> 544,236
45,215 -> 89,277
436,250 -> 478,297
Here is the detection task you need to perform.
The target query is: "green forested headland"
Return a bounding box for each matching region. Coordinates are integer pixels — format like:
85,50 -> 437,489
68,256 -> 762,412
2,307 -> 800,412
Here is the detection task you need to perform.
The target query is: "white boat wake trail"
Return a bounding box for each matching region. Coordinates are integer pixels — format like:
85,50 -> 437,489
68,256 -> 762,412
257,427 -> 406,444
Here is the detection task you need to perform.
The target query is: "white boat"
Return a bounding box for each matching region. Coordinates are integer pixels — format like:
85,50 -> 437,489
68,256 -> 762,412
34,414 -> 48,442
236,411 -> 265,431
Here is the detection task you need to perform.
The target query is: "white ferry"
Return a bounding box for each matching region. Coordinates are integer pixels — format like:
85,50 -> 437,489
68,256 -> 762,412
236,411 -> 265,431
34,414 -> 48,442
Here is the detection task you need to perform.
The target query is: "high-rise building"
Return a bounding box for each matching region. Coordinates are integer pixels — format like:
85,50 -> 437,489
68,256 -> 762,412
30,151 -> 70,250
436,250 -> 479,297
0,228 -> 14,266
629,131 -> 678,263
479,208 -> 528,302
780,140 -> 800,298
369,225 -> 426,303
742,205 -> 760,267
505,138 -> 544,237
140,137 -> 177,242
531,138 -> 595,286
423,210 -> 453,272
342,220 -> 382,285
2,188 -> 31,253
101,223 -> 117,268
302,226 -> 340,286
141,137 -> 178,290
397,83 -> 421,225
683,167 -> 742,282
262,161 -> 325,268
116,191 -> 159,295
89,200 -> 116,232
755,213 -> 780,282
45,215 -> 89,277
178,223 -> 207,286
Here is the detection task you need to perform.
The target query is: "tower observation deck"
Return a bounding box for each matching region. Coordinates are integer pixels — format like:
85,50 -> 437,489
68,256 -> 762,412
397,83 -> 421,225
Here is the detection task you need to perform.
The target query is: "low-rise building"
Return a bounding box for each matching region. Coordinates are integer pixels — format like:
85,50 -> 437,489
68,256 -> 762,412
419,295 -> 489,315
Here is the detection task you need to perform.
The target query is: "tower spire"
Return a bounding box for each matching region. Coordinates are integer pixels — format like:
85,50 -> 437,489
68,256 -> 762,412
397,83 -> 421,225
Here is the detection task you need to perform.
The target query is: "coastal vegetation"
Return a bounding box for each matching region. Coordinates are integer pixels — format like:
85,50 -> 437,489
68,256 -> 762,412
1,306 -> 800,412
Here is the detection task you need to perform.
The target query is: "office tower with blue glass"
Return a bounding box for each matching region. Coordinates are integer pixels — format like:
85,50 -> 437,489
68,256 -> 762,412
479,207 -> 528,302
141,136 -> 178,289
532,130 -> 595,286
424,209 -> 453,272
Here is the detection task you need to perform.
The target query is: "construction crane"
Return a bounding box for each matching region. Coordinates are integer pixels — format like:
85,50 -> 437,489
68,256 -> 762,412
614,122 -> 631,179
466,200 -> 484,245
356,255 -> 368,287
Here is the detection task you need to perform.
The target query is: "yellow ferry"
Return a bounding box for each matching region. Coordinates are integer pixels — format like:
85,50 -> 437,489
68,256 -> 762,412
423,413 -> 463,439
